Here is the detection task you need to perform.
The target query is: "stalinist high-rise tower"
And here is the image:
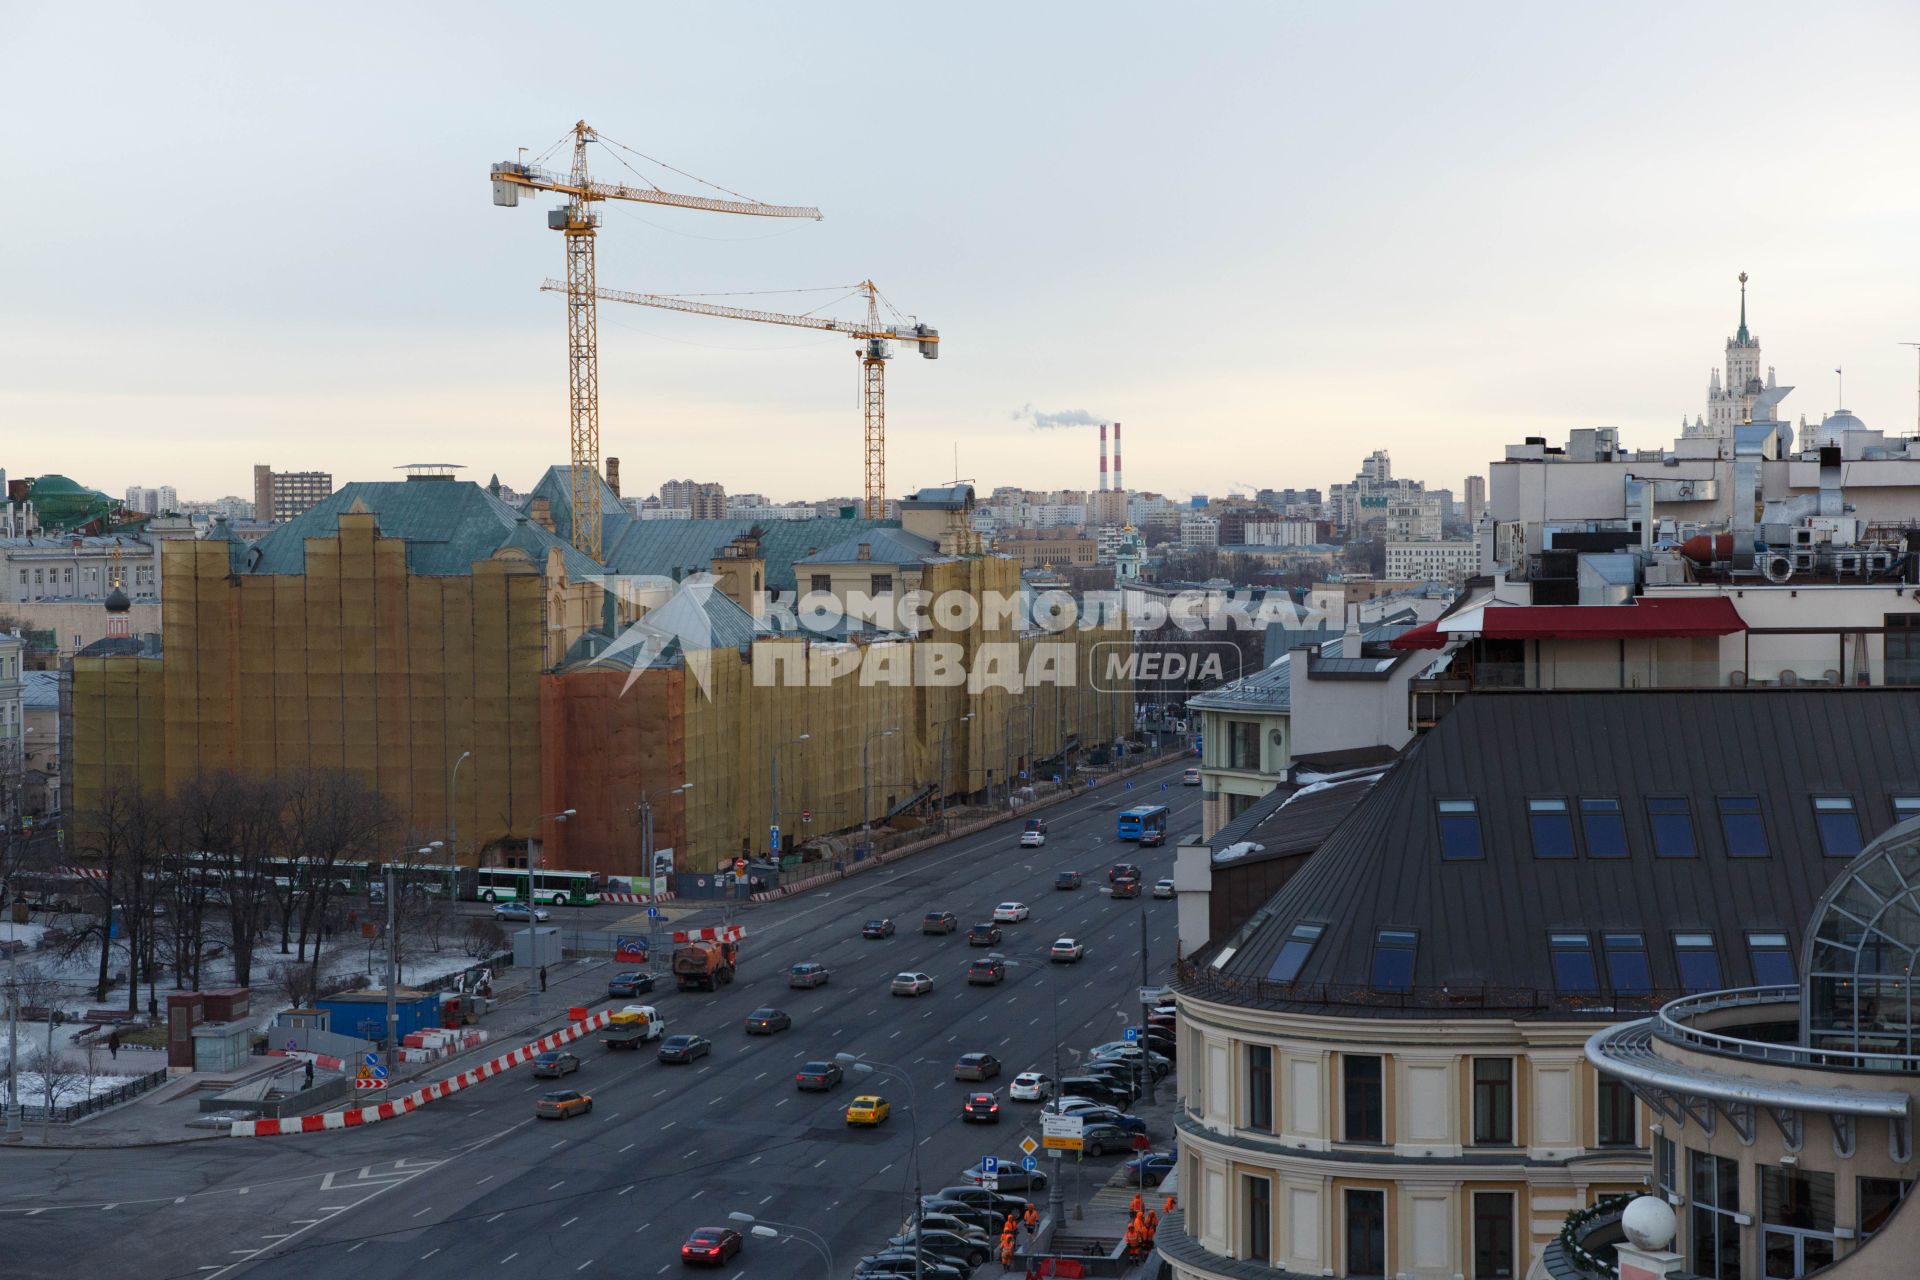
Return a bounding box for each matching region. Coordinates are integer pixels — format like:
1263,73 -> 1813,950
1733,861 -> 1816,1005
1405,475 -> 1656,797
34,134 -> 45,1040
1686,272 -> 1772,439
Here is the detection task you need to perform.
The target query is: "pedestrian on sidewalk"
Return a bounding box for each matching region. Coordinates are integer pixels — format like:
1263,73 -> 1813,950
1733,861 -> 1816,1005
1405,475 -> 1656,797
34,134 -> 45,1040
1022,1201 -> 1038,1239
999,1234 -> 1015,1269
108,1030 -> 120,1059
1129,1191 -> 1144,1218
539,966 -> 547,992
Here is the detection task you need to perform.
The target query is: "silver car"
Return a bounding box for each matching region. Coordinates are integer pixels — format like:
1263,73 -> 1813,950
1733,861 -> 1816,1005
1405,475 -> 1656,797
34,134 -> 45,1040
890,971 -> 936,996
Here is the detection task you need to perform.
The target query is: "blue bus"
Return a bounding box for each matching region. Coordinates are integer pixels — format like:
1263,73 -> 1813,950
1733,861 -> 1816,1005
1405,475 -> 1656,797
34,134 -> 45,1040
1117,805 -> 1170,846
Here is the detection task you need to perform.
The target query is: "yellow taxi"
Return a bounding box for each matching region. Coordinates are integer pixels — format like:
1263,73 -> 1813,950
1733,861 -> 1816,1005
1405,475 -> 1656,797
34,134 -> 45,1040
845,1094 -> 890,1127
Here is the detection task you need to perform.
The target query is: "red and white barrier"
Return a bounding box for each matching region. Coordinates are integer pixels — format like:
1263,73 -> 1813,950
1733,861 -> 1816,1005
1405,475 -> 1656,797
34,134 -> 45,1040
267,1048 -> 346,1072
597,892 -> 673,905
670,924 -> 744,943
229,1010 -> 612,1137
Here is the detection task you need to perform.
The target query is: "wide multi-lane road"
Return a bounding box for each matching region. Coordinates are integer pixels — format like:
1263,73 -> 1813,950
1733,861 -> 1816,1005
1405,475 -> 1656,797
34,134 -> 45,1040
0,762 -> 1198,1280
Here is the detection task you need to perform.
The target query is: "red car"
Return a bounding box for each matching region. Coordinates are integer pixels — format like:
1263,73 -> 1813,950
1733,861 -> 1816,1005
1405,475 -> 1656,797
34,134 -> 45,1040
681,1227 -> 743,1265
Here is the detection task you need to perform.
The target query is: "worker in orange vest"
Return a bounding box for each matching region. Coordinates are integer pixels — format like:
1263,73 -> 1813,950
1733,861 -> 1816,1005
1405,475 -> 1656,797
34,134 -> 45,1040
1000,1233 -> 1015,1268
1145,1208 -> 1160,1242
1022,1201 -> 1039,1236
1163,1193 -> 1177,1214
1129,1191 -> 1144,1217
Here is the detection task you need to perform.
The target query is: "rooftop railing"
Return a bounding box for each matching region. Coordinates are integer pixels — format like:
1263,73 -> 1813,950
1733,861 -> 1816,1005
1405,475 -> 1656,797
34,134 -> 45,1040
1174,959 -> 1680,1017
1654,985 -> 1920,1075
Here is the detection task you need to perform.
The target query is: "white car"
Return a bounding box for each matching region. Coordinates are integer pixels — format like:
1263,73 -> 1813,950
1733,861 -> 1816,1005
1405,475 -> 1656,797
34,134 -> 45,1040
1050,938 -> 1085,963
993,902 -> 1030,922
1182,768 -> 1201,786
1019,830 -> 1046,848
1009,1072 -> 1052,1102
890,971 -> 936,996
1152,878 -> 1175,899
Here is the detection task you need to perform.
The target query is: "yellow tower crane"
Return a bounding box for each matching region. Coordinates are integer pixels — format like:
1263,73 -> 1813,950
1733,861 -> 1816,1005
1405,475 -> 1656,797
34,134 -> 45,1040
491,121 -> 822,559
546,279 -> 939,517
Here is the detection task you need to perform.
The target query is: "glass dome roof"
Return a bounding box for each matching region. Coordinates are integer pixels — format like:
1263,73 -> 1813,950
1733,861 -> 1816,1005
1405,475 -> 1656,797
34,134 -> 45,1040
1804,820 -> 1920,1057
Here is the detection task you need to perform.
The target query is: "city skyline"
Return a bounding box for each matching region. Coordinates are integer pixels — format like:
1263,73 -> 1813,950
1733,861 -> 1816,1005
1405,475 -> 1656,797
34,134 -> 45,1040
5,3 -> 1919,501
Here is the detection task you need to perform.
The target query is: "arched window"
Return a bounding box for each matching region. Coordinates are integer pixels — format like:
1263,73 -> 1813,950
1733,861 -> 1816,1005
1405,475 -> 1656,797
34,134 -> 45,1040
1802,824 -> 1920,1056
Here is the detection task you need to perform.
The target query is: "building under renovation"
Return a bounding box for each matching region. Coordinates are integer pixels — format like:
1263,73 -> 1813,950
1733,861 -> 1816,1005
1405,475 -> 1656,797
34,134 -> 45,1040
67,469 -> 1135,878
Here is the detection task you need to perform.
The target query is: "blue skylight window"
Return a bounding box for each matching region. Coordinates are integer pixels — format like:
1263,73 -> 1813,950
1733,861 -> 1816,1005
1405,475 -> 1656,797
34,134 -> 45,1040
1437,799 -> 1483,860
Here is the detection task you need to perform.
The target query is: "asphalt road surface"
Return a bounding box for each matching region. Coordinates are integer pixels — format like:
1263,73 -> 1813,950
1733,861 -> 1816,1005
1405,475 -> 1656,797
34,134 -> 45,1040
0,762 -> 1199,1280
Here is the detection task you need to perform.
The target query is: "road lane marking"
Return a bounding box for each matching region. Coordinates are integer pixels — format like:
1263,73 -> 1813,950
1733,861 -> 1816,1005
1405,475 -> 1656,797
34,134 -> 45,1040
549,1181 -> 566,1190
501,1253 -> 519,1265
421,1248 -> 439,1260
487,1213 -> 506,1223
562,1216 -> 580,1228
619,1143 -> 635,1153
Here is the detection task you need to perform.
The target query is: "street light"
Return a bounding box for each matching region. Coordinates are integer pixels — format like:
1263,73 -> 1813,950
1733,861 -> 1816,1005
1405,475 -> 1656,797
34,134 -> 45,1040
726,1212 -> 832,1278
525,808 -> 575,1018
938,714 -> 973,832
861,727 -> 900,858
836,1051 -> 924,1280
447,750 -> 472,898
770,734 -> 811,859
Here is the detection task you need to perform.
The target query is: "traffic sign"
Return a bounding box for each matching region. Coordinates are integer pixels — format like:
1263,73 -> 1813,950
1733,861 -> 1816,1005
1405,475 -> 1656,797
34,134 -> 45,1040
1132,1134 -> 1151,1152
1041,1113 -> 1085,1151
364,1052 -> 379,1067
1021,1155 -> 1038,1172
646,905 -> 661,918
770,824 -> 781,854
1019,1136 -> 1038,1156
801,809 -> 812,823
285,1039 -> 297,1052
1124,1026 -> 1139,1042
981,1156 -> 999,1175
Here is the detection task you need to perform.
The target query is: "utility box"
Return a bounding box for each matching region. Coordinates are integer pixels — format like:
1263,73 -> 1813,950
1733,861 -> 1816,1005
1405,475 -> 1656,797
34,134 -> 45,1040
167,993 -> 205,1071
191,1018 -> 256,1074
201,987 -> 250,1022
513,925 -> 562,970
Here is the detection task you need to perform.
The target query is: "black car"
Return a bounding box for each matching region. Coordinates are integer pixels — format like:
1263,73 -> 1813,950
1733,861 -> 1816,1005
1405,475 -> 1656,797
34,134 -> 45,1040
1054,870 -> 1082,890
920,1197 -> 1001,1231
863,918 -> 896,939
1108,863 -> 1142,882
856,1256 -> 964,1280
1058,1076 -> 1132,1108
1077,1120 -> 1134,1157
889,1230 -> 989,1268
1081,1066 -> 1144,1102
963,1163 -> 1050,1193
607,971 -> 655,998
932,1185 -> 1030,1218
965,923 -> 1002,947
658,1034 -> 711,1064
922,911 -> 958,935
744,1007 -> 792,1035
795,1060 -> 844,1091
681,1226 -> 744,1266
961,1091 -> 1000,1123
966,957 -> 1006,985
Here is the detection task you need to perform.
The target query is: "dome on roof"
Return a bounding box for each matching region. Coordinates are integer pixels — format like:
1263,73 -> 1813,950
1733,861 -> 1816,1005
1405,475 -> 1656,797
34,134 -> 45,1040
1813,409 -> 1868,446
104,584 -> 131,613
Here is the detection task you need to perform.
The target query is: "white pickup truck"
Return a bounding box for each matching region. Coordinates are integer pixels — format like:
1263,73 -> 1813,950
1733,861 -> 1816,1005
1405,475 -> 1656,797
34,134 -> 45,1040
601,1004 -> 666,1049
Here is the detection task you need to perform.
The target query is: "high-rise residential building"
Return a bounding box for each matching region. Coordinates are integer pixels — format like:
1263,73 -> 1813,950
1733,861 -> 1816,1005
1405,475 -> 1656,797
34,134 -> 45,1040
123,485 -> 179,516
658,479 -> 726,518
1464,474 -> 1487,527
252,465 -> 333,523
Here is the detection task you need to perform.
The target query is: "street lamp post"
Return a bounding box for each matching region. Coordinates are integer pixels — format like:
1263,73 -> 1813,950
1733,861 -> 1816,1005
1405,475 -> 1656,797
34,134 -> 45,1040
1098,885 -> 1159,1106
525,809 -> 576,1019
837,1051 -> 923,1280
770,734 -> 810,859
861,726 -> 899,859
937,714 -> 972,831
727,1213 -> 832,1279
384,841 -> 441,1070
446,750 -> 471,899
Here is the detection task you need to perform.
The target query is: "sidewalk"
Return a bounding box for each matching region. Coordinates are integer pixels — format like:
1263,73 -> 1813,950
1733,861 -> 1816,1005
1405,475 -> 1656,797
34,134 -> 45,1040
3,953 -> 623,1149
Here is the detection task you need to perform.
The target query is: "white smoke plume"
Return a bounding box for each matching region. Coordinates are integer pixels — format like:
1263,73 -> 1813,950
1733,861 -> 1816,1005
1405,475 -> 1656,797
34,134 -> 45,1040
1010,404 -> 1106,430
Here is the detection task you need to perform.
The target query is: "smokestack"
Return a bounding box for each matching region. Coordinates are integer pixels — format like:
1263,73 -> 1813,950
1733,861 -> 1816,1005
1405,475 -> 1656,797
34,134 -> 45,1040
1099,423 -> 1108,492
605,456 -> 621,498
1113,421 -> 1123,494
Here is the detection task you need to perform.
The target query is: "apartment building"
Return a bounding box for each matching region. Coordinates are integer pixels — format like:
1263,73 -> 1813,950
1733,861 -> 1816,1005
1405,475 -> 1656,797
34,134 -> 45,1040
1384,539 -> 1479,586
252,464 -> 333,523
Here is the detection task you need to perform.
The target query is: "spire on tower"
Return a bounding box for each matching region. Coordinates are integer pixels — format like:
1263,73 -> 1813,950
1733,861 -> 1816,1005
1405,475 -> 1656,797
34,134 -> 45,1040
1736,271 -> 1750,344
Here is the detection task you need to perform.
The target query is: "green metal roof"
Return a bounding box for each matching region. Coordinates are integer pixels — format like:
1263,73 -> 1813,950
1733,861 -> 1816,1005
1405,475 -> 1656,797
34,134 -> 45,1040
602,515 -> 896,593
235,480 -> 601,579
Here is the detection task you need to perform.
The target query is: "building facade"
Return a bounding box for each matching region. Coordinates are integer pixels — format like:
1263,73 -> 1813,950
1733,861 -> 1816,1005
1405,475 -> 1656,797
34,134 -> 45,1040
252,465 -> 333,523
1385,540 -> 1479,586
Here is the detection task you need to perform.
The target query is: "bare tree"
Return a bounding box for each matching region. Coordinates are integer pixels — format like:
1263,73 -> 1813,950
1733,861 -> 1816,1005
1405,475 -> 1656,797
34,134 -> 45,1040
460,917 -> 507,960
23,1044 -> 81,1113
75,778 -> 164,1008
281,769 -> 393,974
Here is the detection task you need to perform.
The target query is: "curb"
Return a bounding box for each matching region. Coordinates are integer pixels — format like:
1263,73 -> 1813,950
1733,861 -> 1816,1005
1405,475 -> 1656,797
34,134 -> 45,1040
227,1010 -> 613,1137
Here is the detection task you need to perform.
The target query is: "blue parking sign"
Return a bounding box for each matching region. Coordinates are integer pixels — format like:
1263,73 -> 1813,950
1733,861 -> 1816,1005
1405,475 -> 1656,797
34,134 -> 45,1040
982,1156 -> 999,1175
1124,1026 -> 1140,1042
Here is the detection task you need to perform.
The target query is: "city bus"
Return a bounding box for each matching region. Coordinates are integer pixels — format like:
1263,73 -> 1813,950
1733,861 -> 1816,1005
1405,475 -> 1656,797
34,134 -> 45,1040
472,866 -> 603,907
1117,805 -> 1170,846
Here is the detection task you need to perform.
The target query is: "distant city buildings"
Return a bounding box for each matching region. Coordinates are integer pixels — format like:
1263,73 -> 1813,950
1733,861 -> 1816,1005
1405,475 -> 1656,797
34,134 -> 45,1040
1384,538 -> 1478,585
252,464 -> 332,523
123,484 -> 179,515
659,479 -> 727,518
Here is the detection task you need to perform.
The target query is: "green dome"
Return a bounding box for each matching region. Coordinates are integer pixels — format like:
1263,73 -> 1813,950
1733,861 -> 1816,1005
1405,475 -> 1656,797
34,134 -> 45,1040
26,474 -> 116,532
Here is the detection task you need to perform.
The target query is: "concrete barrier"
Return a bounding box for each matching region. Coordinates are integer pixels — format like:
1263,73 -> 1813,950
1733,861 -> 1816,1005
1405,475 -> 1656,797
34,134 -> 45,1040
227,1010 -> 613,1137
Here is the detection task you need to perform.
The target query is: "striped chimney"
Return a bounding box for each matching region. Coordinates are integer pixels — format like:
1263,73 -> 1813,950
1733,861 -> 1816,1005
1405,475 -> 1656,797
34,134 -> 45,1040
1099,423 -> 1108,492
1112,421 -> 1122,494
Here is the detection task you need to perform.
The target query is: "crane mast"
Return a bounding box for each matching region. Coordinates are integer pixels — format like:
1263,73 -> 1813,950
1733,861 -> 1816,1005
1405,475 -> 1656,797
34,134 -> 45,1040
492,121 -> 821,559
549,278 -> 939,519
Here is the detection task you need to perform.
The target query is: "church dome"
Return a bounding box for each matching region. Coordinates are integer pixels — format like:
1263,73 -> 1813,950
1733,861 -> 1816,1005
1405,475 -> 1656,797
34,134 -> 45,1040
104,583 -> 131,613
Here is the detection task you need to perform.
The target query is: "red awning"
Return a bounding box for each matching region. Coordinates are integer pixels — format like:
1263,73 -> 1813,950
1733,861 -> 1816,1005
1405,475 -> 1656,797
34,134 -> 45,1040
1479,596 -> 1746,641
1391,619 -> 1447,650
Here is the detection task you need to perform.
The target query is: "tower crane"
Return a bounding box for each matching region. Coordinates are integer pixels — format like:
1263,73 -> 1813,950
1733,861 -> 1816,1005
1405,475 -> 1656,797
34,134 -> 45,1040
546,279 -> 939,517
491,121 -> 822,559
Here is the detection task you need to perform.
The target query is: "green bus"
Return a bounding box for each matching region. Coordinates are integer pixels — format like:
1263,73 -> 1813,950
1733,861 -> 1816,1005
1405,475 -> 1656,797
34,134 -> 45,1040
472,866 -> 603,907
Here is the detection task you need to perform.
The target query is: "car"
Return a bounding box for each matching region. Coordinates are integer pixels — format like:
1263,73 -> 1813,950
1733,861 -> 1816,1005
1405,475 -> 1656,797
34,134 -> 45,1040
533,1089 -> 592,1119
954,1052 -> 1002,1081
657,1034 -> 711,1063
1108,863 -> 1142,883
787,961 -> 831,988
1081,1065 -> 1144,1102
966,957 -> 1006,985
1111,876 -> 1140,899
1057,1077 -> 1133,1108
962,1163 -> 1050,1192
856,1256 -> 964,1280
1009,1071 -> 1052,1101
1147,1010 -> 1177,1031
922,911 -> 958,935
846,1094 -> 891,1126
1182,767 -> 1201,785
891,971 -> 936,996
1050,937 -> 1085,963
961,1091 -> 1001,1123
1122,1151 -> 1178,1186
1019,829 -> 1046,848
1054,870 -> 1082,890
744,1007 -> 791,1034
1024,817 -> 1048,836
863,917 -> 897,939
491,901 -> 551,922
920,1212 -> 994,1243
966,922 -> 1002,946
530,1050 -> 580,1079
931,1185 -> 1031,1218
889,1229 -> 990,1267
1139,828 -> 1166,848
1140,984 -> 1174,1005
606,971 -> 654,997
880,1236 -> 982,1273
919,1199 -> 1001,1235
795,1060 -> 844,1091
681,1226 -> 744,1266
1077,1120 -> 1134,1157
992,902 -> 1030,922
1091,1044 -> 1174,1079
1152,878 -> 1175,899
1053,1102 -> 1146,1134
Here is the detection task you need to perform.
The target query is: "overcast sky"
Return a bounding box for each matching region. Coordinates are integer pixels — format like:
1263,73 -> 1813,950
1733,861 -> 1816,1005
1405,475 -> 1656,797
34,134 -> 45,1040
5,2 -> 1918,506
